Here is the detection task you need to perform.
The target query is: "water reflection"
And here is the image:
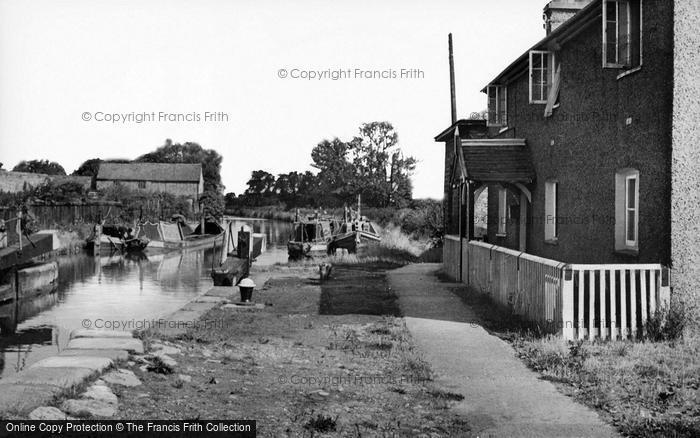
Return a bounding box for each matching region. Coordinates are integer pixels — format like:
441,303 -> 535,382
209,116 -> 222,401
0,219 -> 292,380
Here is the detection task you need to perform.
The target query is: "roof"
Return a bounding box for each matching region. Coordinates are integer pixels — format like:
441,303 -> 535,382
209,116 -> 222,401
434,119 -> 488,142
460,139 -> 535,183
96,162 -> 202,183
481,0 -> 601,91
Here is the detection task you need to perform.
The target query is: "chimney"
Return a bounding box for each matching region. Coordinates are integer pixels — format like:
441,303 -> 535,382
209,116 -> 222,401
448,33 -> 457,124
543,0 -> 593,34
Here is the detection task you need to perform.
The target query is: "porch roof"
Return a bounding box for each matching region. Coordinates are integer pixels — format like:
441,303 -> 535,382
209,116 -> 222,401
460,138 -> 535,183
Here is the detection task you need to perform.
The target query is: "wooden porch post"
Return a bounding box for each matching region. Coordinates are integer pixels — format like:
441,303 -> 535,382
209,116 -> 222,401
562,268 -> 575,340
467,182 -> 475,241
519,192 -> 528,252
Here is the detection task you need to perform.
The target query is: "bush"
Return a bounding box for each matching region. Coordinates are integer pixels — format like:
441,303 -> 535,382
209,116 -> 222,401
646,297 -> 693,341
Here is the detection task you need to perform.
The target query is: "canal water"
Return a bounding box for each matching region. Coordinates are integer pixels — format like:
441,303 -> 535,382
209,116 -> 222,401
0,219 -> 293,380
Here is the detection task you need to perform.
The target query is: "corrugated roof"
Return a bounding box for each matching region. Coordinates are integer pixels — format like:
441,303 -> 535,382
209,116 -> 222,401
96,163 -> 202,182
460,139 -> 535,183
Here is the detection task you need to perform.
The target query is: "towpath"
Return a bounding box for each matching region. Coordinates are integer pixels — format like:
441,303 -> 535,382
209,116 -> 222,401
388,263 -> 619,438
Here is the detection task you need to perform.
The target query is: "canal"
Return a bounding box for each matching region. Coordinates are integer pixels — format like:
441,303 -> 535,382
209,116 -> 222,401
0,219 -> 293,380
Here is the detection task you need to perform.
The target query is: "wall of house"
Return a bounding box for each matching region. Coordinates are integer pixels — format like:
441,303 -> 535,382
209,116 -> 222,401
671,0 -> 700,307
490,0 -> 674,265
0,171 -> 91,193
95,180 -> 200,200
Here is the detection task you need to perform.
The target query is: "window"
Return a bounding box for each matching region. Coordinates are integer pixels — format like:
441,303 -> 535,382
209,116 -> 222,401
545,180 -> 558,241
603,0 -> 642,69
615,169 -> 639,252
138,181 -> 146,189
487,85 -> 507,126
113,181 -> 120,186
529,51 -> 555,104
497,188 -> 507,235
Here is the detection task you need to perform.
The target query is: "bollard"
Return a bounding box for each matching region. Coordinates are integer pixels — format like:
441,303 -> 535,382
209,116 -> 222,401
238,277 -> 255,303
319,263 -> 333,282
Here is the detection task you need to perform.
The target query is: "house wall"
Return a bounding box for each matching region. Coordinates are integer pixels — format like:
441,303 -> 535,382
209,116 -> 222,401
95,180 -> 201,201
671,0 -> 700,307
489,0 -> 674,265
0,171 -> 91,193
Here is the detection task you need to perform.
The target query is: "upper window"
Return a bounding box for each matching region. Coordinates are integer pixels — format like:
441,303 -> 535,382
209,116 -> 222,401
545,180 -> 558,241
138,181 -> 146,189
529,51 -> 555,104
614,169 -> 639,252
603,0 -> 642,69
487,85 -> 507,127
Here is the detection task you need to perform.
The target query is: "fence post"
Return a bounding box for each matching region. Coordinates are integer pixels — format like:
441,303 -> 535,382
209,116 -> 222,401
659,267 -> 671,307
561,268 -> 574,340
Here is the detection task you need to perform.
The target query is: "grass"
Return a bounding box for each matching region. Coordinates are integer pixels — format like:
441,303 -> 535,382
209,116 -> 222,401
512,336 -> 700,437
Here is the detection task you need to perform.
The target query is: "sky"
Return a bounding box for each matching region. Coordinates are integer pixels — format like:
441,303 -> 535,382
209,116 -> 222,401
0,0 -> 545,200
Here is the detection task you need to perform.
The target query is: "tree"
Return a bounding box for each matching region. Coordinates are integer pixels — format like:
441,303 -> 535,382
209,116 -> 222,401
72,158 -> 103,177
243,170 -> 276,206
349,122 -> 415,207
311,138 -> 355,206
13,160 -> 66,175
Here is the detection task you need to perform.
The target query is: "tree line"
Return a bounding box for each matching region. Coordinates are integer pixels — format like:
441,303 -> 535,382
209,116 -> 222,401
229,121 -> 416,209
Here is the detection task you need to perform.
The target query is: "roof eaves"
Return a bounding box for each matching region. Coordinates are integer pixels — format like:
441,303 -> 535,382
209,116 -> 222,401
480,0 -> 602,93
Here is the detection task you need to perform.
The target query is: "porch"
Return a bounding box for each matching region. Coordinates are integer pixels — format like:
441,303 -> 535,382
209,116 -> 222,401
444,236 -> 671,341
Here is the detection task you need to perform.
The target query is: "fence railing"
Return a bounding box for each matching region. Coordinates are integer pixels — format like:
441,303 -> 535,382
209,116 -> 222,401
445,238 -> 671,340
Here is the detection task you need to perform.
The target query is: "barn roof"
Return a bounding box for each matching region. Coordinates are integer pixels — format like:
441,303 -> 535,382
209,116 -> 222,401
96,163 -> 202,182
460,139 -> 535,183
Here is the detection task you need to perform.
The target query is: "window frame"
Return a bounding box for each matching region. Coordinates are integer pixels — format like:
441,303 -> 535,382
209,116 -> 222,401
138,181 -> 147,189
624,174 -> 639,247
614,168 -> 640,253
529,50 -> 555,104
487,85 -> 508,127
544,180 -> 559,242
602,0 -> 643,70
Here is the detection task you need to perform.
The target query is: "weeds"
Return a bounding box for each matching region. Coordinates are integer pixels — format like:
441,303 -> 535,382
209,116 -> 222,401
304,413 -> 338,433
646,298 -> 693,342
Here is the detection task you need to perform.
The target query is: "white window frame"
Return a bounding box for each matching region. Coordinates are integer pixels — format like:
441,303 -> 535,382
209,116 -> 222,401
614,168 -> 639,252
545,180 -> 558,241
529,51 -> 555,104
487,85 -> 507,127
497,188 -> 507,236
603,0 -> 643,69
624,175 -> 638,246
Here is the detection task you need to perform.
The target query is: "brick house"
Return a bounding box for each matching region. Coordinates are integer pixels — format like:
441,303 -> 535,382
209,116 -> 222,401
437,0 -> 698,340
96,163 -> 204,210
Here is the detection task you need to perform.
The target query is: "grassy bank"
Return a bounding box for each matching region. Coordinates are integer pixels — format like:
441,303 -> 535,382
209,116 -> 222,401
444,279 -> 700,437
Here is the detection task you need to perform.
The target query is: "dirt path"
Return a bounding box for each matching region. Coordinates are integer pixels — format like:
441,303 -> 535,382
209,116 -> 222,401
388,264 -> 619,438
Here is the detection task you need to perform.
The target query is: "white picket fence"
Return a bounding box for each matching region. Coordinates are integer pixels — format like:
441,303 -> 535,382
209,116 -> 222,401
444,237 -> 671,340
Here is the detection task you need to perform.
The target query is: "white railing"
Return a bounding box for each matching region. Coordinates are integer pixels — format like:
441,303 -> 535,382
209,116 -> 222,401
445,240 -> 671,340
562,265 -> 670,340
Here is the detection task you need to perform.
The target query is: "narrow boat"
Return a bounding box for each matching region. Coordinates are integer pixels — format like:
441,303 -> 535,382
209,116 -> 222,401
137,219 -> 224,251
87,225 -> 149,254
287,214 -> 340,260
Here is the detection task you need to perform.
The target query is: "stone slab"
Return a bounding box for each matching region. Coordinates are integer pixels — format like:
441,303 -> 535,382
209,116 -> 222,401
62,398 -> 117,418
204,287 -> 237,298
194,296 -> 225,303
222,303 -> 265,310
181,301 -> 218,312
29,406 -> 71,420
0,384 -> 60,415
30,356 -> 113,372
101,369 -> 142,387
1,367 -> 96,389
70,329 -> 135,339
67,337 -> 144,354
59,349 -> 129,362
